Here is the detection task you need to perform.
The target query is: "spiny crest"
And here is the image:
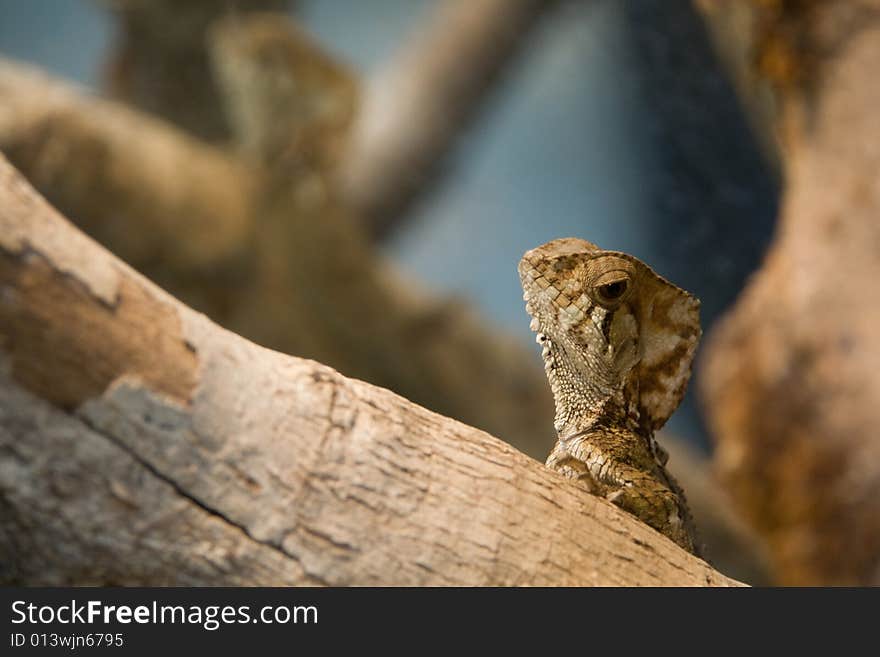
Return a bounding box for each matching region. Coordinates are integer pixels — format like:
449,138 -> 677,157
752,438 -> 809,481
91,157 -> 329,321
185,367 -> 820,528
519,237 -> 701,431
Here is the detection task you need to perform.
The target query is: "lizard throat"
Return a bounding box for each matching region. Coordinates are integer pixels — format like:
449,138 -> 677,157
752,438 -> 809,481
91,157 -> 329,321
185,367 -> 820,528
538,331 -> 640,438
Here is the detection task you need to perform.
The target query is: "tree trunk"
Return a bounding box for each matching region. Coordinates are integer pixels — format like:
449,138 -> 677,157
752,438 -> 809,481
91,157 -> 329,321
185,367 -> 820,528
700,0 -> 880,585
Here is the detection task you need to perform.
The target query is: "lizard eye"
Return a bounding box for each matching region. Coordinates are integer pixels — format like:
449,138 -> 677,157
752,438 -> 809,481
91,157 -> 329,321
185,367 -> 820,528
588,266 -> 634,307
597,280 -> 628,302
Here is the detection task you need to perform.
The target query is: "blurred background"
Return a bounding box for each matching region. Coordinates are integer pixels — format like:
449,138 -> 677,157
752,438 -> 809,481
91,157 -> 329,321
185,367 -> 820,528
4,0 -> 878,586
0,0 -> 778,450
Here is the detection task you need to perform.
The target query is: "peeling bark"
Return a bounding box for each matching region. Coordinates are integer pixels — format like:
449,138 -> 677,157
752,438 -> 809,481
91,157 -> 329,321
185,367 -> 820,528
0,154 -> 740,586
0,248 -> 196,409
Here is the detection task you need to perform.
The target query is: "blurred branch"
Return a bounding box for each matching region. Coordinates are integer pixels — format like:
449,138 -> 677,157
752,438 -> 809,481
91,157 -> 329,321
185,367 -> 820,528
0,59 -> 255,272
207,13 -> 359,169
700,0 -> 880,585
663,435 -> 771,585
693,0 -> 782,175
101,0 -> 560,239
97,0 -> 293,141
338,0 -> 559,239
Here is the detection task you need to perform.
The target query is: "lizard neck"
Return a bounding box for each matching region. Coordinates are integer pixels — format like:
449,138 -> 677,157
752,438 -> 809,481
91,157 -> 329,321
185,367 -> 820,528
551,368 -> 664,466
549,375 -> 640,439
555,385 -> 665,468
543,337 -> 642,440
555,395 -> 633,441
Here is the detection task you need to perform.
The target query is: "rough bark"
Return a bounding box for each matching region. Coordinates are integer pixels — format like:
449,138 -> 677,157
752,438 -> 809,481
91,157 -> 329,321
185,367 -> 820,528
0,56 -> 555,461
0,154 -> 739,586
339,0 -> 558,238
700,0 -> 880,585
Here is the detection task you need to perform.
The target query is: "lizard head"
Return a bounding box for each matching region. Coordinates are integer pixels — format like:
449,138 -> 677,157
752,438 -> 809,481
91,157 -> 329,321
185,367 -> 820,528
518,238 -> 701,436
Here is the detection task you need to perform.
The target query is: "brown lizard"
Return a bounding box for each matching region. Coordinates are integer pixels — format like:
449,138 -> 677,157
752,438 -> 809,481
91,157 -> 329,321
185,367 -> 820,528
519,238 -> 701,554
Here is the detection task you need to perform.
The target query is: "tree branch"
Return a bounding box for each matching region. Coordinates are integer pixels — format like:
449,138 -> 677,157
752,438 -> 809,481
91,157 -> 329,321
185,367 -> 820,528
97,0 -> 294,142
339,0 -> 559,238
0,59 -> 254,272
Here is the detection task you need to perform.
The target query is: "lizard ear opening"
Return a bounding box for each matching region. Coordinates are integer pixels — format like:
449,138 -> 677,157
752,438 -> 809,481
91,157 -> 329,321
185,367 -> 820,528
630,270 -> 701,432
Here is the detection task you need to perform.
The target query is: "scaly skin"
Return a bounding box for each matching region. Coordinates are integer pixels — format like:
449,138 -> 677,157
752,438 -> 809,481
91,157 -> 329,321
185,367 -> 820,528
519,238 -> 701,554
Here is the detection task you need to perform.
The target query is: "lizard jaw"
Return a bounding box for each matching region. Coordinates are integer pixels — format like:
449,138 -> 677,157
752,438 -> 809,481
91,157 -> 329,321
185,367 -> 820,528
530,317 -> 614,434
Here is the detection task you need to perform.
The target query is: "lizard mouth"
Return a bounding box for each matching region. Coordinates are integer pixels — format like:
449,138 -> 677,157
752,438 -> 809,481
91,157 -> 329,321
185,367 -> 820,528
535,330 -> 552,363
